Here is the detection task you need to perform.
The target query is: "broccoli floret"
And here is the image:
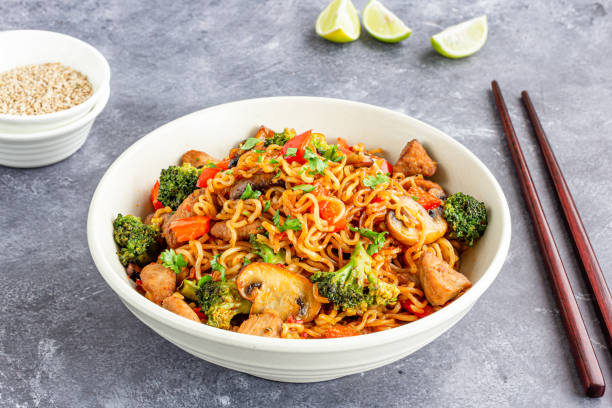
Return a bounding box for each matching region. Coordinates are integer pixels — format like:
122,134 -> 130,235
249,234 -> 285,264
310,241 -> 399,314
113,214 -> 161,266
196,279 -> 251,329
443,192 -> 488,246
263,128 -> 292,147
157,164 -> 201,210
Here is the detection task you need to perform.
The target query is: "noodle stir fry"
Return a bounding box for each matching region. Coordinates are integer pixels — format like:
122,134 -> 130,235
113,126 -> 488,339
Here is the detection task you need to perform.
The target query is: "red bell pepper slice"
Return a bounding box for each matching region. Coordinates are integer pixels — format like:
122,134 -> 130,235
169,216 -> 211,242
406,186 -> 441,210
380,159 -> 393,175
150,180 -> 164,210
336,137 -> 352,155
196,160 -> 229,188
280,130 -> 311,164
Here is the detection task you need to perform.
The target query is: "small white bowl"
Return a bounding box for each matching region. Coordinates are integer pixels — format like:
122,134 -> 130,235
88,97 -> 511,382
0,30 -> 110,133
0,84 -> 109,168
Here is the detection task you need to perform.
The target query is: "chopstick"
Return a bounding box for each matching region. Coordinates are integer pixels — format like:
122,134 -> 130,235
491,80 -> 605,398
521,91 -> 612,344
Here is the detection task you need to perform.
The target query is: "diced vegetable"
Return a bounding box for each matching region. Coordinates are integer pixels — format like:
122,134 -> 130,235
196,160 -> 229,188
150,180 -> 164,210
280,130 -> 312,164
324,325 -> 360,338
407,186 -> 441,210
169,216 -> 211,243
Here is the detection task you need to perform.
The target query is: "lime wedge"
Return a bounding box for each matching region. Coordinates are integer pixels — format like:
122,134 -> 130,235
315,0 -> 361,43
362,0 -> 411,43
431,15 -> 488,58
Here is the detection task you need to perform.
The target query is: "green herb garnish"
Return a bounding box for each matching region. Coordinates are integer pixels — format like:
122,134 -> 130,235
304,148 -> 327,175
292,184 -> 315,193
363,173 -> 389,188
241,138 -> 260,150
160,249 -> 188,274
210,254 -> 226,281
349,226 -> 388,255
273,209 -> 303,232
240,183 -> 262,200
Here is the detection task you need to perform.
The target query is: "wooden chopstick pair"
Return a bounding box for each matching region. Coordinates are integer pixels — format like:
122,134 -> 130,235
491,80 -> 611,398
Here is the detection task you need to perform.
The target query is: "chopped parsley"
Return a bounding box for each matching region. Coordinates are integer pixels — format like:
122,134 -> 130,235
263,201 -> 271,212
240,183 -> 262,200
223,169 -> 234,175
292,184 -> 315,193
204,162 -> 217,168
411,196 -> 419,201
284,147 -> 298,158
269,158 -> 279,165
242,257 -> 252,266
273,210 -> 303,232
210,254 -> 226,281
160,249 -> 188,274
303,148 -> 327,175
257,155 -> 263,163
349,226 -> 388,255
363,173 -> 389,188
241,138 -> 261,150
320,144 -> 343,162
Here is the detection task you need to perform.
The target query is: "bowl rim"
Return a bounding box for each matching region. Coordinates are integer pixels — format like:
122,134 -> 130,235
0,83 -> 110,142
87,96 -> 511,353
0,29 -> 111,124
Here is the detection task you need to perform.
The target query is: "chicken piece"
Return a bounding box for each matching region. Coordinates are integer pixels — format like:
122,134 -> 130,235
162,296 -> 201,323
418,252 -> 471,306
140,263 -> 177,305
182,150 -> 218,168
210,219 -> 263,242
238,310 -> 283,337
229,173 -> 283,200
162,189 -> 204,248
394,140 -> 437,177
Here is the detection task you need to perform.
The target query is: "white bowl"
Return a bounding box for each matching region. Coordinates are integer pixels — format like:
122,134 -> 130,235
0,30 -> 111,133
0,84 -> 110,168
87,97 -> 511,383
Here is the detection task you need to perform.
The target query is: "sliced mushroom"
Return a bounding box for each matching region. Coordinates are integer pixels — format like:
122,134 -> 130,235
140,263 -> 176,304
414,179 -> 445,195
229,173 -> 283,200
162,296 -> 201,323
386,197 -> 447,246
210,219 -> 262,241
236,263 -> 321,322
346,151 -> 374,167
182,150 -> 218,168
418,252 -> 471,306
238,310 -> 283,337
394,140 -> 437,177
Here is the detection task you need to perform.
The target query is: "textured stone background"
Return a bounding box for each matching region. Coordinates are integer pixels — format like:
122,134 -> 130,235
1,0 -> 611,406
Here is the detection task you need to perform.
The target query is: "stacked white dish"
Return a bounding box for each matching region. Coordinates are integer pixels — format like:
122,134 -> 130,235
0,30 -> 110,168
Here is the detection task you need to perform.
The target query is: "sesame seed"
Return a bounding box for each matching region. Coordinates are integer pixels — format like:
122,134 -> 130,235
0,62 -> 93,115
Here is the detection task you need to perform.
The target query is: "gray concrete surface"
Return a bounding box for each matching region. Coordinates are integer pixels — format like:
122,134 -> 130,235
1,0 -> 611,406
